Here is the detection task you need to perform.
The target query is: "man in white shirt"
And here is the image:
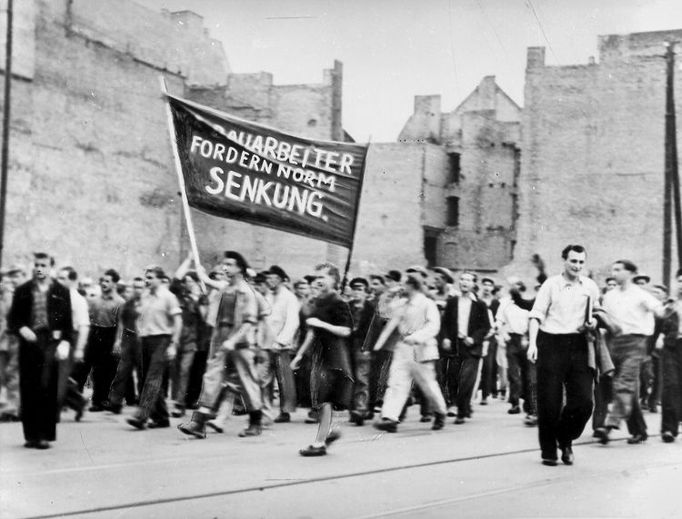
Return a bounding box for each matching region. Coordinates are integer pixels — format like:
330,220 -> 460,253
527,244 -> 600,467
55,267 -> 89,421
597,260 -> 663,445
261,265 -> 300,423
497,281 -> 536,424
373,274 -> 447,433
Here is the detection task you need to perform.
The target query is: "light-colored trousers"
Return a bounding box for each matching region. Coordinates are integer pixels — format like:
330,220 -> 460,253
381,341 -> 447,421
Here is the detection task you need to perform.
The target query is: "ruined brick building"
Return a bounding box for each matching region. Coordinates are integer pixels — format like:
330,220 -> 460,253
2,0 -> 351,277
2,1 -> 680,283
511,30 -> 682,283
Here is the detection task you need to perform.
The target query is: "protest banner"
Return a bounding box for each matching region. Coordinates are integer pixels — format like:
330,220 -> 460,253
165,92 -> 369,249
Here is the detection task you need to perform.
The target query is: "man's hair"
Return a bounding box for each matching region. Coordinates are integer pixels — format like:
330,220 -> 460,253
103,268 -> 121,283
224,250 -> 249,274
349,277 -> 370,291
148,266 -> 166,280
59,266 -> 78,282
404,273 -> 423,291
132,276 -> 145,284
293,278 -> 309,289
605,277 -> 615,283
184,270 -> 199,283
314,262 -> 341,287
613,260 -> 637,273
460,270 -> 478,283
386,270 -> 402,283
369,274 -> 385,285
561,244 -> 586,259
481,277 -> 494,286
33,252 -> 55,267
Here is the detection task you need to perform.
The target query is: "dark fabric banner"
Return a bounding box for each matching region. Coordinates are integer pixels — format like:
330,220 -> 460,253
167,94 -> 368,248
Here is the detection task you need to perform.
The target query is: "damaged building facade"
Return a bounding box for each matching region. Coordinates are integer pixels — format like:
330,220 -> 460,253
2,1 -> 680,282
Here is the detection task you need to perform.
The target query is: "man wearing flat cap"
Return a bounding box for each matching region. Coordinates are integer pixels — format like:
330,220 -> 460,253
261,265 -> 300,423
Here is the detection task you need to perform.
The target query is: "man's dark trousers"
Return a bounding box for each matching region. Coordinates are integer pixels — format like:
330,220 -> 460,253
454,340 -> 480,419
507,334 -> 537,414
661,341 -> 682,436
536,331 -> 593,461
108,330 -> 142,408
135,335 -> 171,423
75,326 -> 118,406
480,336 -> 498,399
19,330 -> 59,442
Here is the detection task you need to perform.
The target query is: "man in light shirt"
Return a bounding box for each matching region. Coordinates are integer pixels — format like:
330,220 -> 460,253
261,265 -> 299,424
527,244 -> 600,467
372,274 -> 447,433
55,267 -> 89,422
596,260 -> 663,445
497,280 -> 536,425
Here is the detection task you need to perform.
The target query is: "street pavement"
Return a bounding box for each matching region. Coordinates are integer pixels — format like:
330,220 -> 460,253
1,396 -> 680,519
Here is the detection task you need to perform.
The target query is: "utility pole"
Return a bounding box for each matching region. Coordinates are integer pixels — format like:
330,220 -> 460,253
663,41 -> 676,288
0,0 -> 12,270
666,42 -> 682,280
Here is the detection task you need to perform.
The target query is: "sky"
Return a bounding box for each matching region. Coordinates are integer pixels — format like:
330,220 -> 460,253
135,0 -> 682,142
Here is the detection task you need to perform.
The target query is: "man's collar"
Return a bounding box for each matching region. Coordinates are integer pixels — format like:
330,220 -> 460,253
561,272 -> 584,286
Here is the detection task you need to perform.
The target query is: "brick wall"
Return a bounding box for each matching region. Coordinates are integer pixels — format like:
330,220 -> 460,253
0,0 -> 230,278
352,143 -> 431,274
510,30 -> 682,284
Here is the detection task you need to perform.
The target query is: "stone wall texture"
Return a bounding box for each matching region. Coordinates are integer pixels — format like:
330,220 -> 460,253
510,30 -> 682,283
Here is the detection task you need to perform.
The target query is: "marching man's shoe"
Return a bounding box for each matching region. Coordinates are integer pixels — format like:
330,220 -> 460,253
374,418 -> 398,433
177,411 -> 208,439
662,431 -> 675,443
560,445 -> 574,465
299,444 -> 326,456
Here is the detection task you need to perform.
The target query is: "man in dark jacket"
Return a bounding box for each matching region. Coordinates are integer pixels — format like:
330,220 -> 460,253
441,272 -> 491,423
8,252 -> 72,449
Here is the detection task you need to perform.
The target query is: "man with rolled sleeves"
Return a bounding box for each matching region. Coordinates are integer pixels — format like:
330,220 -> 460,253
597,260 -> 662,444
75,269 -> 124,411
126,267 -> 182,430
527,244 -> 600,466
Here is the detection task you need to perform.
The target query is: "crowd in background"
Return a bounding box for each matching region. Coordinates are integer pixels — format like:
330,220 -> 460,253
0,247 -> 681,460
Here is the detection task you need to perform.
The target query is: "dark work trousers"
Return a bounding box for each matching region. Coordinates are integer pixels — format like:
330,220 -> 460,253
480,337 -> 499,399
18,331 -> 59,442
108,331 -> 142,408
507,334 -> 537,415
536,331 -> 593,461
455,355 -> 480,419
661,343 -> 682,436
171,345 -> 196,409
437,354 -> 459,408
351,350 -> 371,416
187,350 -> 208,407
592,374 -> 613,431
75,326 -> 118,406
368,349 -> 392,412
294,354 -> 313,409
645,354 -> 662,408
605,335 -> 647,437
266,349 -> 297,415
133,335 -> 171,423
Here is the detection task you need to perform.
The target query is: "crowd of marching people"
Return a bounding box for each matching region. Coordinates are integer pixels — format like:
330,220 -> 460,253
1,244 -> 681,463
